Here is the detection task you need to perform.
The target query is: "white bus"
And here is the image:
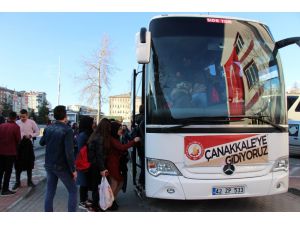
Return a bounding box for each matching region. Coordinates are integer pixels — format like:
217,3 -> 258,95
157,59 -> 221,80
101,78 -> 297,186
48,110 -> 79,125
131,14 -> 300,199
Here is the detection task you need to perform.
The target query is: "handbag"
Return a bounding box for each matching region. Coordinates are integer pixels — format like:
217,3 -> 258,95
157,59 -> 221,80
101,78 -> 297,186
99,176 -> 114,210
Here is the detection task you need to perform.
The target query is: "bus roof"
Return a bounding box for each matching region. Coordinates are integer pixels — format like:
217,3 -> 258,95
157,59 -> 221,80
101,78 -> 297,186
150,14 -> 264,26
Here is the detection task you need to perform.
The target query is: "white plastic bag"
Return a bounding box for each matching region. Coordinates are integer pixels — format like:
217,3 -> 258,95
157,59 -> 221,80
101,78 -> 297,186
99,176 -> 114,210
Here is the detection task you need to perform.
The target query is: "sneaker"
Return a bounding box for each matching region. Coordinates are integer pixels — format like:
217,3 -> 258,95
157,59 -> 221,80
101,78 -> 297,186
86,199 -> 93,207
86,206 -> 102,212
12,183 -> 20,190
78,202 -> 87,210
1,190 -> 16,196
27,182 -> 36,187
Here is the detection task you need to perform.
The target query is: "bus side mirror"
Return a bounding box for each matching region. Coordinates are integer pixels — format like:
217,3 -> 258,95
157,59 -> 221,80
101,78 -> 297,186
275,37 -> 300,50
136,27 -> 151,64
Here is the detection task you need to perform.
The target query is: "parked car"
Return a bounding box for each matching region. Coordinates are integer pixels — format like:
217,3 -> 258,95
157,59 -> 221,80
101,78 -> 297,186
287,93 -> 300,121
288,120 -> 300,156
287,93 -> 300,156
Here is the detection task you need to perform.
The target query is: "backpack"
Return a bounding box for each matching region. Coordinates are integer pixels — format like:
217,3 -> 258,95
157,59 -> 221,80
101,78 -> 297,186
75,145 -> 90,171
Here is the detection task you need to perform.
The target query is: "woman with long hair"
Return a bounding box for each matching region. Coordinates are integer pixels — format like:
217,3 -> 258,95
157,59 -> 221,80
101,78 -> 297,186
107,121 -> 140,210
86,118 -> 110,212
75,116 -> 94,210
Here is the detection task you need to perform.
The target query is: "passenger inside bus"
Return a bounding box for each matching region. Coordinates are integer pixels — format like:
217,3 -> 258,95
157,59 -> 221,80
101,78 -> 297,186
170,80 -> 193,108
191,82 -> 208,107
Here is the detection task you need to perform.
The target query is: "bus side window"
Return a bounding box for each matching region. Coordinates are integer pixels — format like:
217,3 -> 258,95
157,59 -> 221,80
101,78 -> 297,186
295,101 -> 300,112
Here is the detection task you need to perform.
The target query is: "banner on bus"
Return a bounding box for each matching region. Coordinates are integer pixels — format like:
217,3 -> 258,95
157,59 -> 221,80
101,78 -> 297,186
184,134 -> 268,166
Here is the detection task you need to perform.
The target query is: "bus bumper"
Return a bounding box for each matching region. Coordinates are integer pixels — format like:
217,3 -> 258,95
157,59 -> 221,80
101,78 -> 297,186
145,171 -> 288,199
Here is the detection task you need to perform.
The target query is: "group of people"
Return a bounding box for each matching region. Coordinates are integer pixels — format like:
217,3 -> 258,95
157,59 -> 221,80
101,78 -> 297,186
0,109 -> 40,196
168,70 -> 222,108
40,105 -> 141,212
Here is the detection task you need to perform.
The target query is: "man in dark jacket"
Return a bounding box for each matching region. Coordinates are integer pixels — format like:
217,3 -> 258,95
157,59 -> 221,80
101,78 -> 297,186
0,112 -> 21,196
134,104 -> 145,189
40,105 -> 77,212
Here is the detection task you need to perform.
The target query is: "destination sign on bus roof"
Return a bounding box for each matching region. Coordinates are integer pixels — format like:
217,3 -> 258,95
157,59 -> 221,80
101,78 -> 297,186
207,18 -> 232,24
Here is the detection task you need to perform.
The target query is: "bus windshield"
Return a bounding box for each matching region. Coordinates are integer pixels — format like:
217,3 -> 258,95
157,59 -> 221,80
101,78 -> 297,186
146,16 -> 286,125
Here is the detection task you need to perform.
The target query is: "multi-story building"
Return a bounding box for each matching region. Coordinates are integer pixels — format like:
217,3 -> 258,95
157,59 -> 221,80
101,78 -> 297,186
0,87 -> 14,112
26,91 -> 46,113
18,91 -> 29,112
0,87 -> 47,114
0,87 -> 9,110
109,93 -> 141,123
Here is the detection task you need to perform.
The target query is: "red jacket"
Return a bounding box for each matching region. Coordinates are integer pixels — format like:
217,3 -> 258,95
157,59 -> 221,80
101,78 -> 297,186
106,137 -> 135,182
0,122 -> 21,156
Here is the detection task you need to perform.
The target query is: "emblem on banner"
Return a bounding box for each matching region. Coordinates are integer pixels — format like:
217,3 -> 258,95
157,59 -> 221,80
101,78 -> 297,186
185,141 -> 204,160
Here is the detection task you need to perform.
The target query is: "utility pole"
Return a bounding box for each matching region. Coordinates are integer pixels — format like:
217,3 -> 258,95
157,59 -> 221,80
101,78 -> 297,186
57,56 -> 61,106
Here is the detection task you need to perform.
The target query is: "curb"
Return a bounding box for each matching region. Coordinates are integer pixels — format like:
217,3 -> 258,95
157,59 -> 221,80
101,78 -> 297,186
288,188 -> 300,197
5,177 -> 47,212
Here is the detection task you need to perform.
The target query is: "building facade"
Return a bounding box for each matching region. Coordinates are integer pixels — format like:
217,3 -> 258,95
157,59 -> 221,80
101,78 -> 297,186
26,91 -> 46,113
109,93 -> 141,123
0,87 -> 47,114
0,87 -> 10,111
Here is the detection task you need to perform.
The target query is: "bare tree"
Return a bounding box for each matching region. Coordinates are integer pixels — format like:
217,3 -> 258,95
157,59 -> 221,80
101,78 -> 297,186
77,35 -> 115,123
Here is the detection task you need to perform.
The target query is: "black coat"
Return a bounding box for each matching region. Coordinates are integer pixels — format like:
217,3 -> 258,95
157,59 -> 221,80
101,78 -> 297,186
87,137 -> 106,190
15,138 -> 35,171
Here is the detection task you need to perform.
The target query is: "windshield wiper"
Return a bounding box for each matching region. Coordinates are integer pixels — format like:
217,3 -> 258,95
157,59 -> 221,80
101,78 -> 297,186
228,115 -> 286,132
160,116 -> 286,132
160,117 -> 232,131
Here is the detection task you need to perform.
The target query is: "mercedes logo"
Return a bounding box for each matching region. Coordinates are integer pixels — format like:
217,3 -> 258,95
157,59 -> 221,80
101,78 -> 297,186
223,164 -> 235,175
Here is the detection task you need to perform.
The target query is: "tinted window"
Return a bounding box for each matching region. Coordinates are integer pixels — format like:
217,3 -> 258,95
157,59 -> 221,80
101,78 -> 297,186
296,101 -> 300,112
287,96 -> 299,110
146,17 -> 286,125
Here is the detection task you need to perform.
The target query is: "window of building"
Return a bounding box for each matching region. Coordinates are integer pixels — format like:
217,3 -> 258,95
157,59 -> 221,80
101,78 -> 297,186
235,33 -> 244,55
244,60 -> 259,89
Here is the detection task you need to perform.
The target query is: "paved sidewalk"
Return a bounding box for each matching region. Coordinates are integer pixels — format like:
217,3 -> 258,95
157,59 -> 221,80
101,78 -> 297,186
0,138 -> 46,212
1,146 -> 300,211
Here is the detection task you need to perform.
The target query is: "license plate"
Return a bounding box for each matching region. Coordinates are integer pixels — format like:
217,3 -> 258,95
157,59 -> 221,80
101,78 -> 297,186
212,186 -> 245,195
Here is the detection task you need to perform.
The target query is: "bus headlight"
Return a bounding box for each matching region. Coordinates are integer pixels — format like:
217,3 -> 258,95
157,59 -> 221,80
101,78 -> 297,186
147,158 -> 182,177
272,156 -> 289,172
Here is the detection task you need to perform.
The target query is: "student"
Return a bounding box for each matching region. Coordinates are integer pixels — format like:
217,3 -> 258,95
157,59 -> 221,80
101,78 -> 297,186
86,118 -> 110,212
191,82 -> 208,107
40,105 -> 77,212
107,121 -> 140,210
0,112 -> 21,196
75,116 -> 94,210
170,81 -> 193,108
13,109 -> 39,190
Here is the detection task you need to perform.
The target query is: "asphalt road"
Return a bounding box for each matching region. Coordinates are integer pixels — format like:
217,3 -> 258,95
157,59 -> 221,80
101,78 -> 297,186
8,155 -> 300,212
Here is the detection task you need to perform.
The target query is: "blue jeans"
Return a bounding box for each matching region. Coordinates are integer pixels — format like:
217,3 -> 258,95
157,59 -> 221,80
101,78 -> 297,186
44,169 -> 77,212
